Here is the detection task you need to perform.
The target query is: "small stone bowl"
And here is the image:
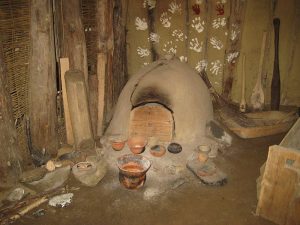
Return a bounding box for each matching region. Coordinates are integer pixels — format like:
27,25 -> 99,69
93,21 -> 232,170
127,136 -> 147,154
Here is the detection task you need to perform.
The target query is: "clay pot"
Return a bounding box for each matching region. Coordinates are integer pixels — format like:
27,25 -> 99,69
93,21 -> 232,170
117,154 -> 151,189
127,136 -> 147,154
109,134 -> 127,151
150,145 -> 166,157
111,141 -> 126,151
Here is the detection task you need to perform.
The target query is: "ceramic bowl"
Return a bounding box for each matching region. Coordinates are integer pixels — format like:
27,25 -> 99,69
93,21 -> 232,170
127,136 -> 147,154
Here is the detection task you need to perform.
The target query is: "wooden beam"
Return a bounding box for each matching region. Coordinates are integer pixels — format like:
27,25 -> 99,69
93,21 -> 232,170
29,0 -> 58,155
59,0 -> 89,87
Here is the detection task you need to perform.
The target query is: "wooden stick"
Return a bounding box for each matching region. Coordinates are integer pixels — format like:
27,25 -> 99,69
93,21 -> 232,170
239,54 -> 247,112
59,58 -> 74,145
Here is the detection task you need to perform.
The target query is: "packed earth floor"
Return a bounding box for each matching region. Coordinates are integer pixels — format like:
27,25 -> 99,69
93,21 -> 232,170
17,134 -> 283,225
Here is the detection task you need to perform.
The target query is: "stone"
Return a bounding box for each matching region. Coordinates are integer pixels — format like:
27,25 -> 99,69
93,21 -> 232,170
28,166 -> 71,192
72,155 -> 107,187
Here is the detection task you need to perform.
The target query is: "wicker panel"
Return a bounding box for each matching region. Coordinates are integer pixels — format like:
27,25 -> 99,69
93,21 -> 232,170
0,0 -> 31,162
80,0 -> 98,76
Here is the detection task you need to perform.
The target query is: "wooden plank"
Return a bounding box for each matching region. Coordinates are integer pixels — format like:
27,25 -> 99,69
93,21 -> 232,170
256,145 -> 300,225
128,104 -> 173,142
59,58 -> 73,145
65,70 -> 94,150
280,118 -> 300,150
96,53 -> 106,136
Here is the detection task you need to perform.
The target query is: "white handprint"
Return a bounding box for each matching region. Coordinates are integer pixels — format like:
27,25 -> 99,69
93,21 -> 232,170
148,32 -> 160,43
143,0 -> 156,9
168,1 -> 182,14
163,41 -> 177,55
191,17 -> 205,33
189,38 -> 203,53
137,47 -> 150,57
172,29 -> 185,42
212,17 -> 226,29
210,60 -> 222,75
195,60 -> 208,72
179,56 -> 187,62
226,52 -> 239,63
160,12 -> 171,28
210,37 -> 223,50
135,17 -> 148,31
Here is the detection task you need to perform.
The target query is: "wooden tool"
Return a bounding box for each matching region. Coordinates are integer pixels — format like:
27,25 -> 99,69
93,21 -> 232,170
239,54 -> 247,112
250,31 -> 267,110
271,18 -> 281,110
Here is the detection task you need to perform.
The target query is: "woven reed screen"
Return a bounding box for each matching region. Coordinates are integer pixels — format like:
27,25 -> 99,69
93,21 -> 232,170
0,0 -> 31,162
80,0 -> 98,76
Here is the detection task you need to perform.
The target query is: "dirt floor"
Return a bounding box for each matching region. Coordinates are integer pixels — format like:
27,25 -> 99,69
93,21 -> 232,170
15,134 -> 284,225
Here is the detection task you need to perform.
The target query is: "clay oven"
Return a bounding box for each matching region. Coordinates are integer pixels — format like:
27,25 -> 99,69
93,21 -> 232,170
105,58 -> 222,148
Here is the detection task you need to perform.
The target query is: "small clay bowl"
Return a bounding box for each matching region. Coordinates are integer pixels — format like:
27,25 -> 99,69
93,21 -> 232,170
150,145 -> 166,157
127,136 -> 147,154
167,143 -> 182,154
110,135 -> 127,151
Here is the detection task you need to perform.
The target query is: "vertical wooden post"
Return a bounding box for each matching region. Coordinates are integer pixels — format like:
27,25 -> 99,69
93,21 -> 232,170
29,0 -> 58,155
96,0 -> 128,135
60,0 -> 89,87
0,44 -> 22,187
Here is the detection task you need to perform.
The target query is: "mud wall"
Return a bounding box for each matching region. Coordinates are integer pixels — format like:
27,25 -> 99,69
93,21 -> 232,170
126,0 -> 300,107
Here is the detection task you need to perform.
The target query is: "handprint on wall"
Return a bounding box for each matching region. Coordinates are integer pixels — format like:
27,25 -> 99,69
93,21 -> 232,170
137,47 -> 150,57
212,17 -> 226,29
230,24 -> 240,41
210,37 -> 223,50
179,56 -> 187,62
160,12 -> 172,28
195,59 -> 208,72
210,60 -> 222,75
192,4 -> 201,15
148,32 -> 160,43
189,38 -> 203,53
163,41 -> 177,55
168,1 -> 182,14
191,17 -> 205,33
143,0 -> 156,9
215,3 -> 225,16
226,52 -> 239,64
172,29 -> 186,42
135,17 -> 148,31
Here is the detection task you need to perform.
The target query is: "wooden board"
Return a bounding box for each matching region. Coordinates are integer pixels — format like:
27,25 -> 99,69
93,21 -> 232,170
280,118 -> 300,150
128,103 -> 173,142
96,53 -> 106,137
256,145 -> 300,225
219,110 -> 298,139
59,58 -> 73,145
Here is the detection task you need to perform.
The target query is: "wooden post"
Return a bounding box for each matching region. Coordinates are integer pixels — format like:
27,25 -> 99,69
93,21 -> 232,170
59,0 -> 89,88
96,0 -> 128,135
29,0 -> 58,155
0,44 -> 22,187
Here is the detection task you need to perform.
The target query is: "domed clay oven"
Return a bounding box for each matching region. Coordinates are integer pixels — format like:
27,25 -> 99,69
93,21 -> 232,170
105,58 -> 230,148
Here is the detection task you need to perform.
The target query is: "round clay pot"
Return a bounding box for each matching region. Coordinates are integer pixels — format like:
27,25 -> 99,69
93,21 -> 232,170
150,145 -> 166,157
109,134 -> 127,151
111,141 -> 126,151
127,136 -> 147,154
